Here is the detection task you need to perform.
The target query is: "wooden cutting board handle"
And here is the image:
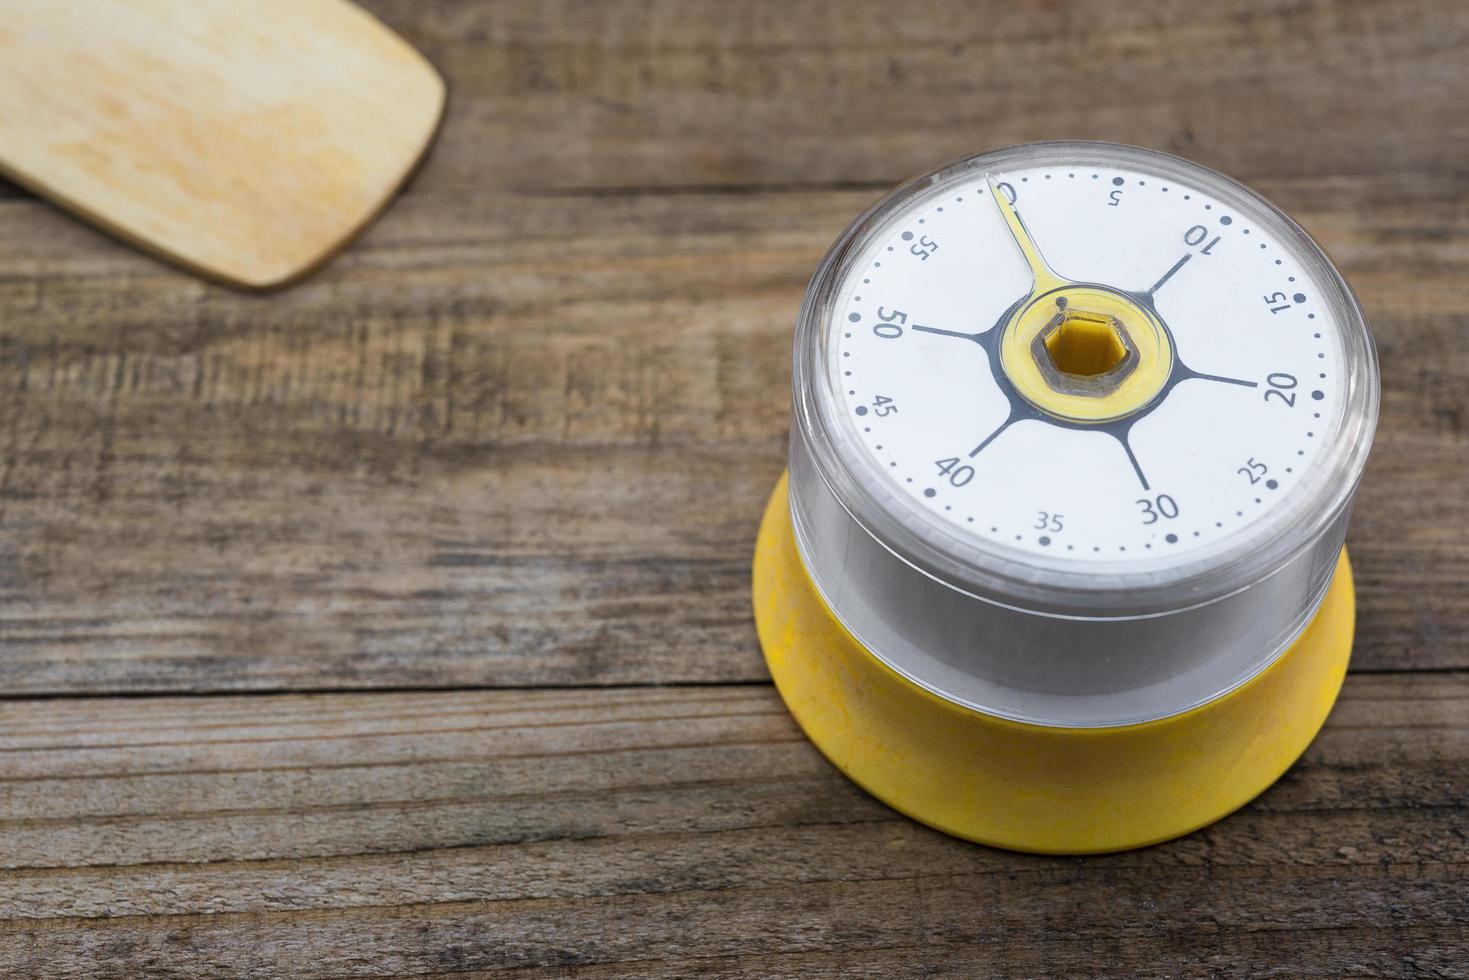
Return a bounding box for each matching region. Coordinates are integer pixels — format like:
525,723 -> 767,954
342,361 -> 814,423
0,0 -> 446,289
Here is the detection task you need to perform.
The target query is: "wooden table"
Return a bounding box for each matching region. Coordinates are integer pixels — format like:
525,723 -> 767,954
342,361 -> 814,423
2,2 -> 1465,976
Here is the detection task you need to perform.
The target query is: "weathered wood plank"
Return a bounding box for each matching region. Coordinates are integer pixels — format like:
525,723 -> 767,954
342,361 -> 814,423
353,0 -> 1469,193
0,2 -> 1462,974
0,167 -> 1465,693
0,674 -> 1463,977
2,886 -> 1465,979
4,0 -> 1466,205
477,936 -> 1469,980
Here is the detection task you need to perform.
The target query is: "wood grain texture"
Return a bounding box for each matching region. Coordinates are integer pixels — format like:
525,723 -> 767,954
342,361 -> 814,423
1,0 -> 1466,974
0,676 -> 1465,978
0,170 -> 1464,693
0,0 -> 445,288
368,0 -> 1469,193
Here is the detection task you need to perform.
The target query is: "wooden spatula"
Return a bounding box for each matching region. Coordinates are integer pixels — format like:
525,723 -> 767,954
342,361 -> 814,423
0,0 -> 445,289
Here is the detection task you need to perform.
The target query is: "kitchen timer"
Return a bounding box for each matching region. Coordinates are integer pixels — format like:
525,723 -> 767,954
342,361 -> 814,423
752,142 -> 1379,853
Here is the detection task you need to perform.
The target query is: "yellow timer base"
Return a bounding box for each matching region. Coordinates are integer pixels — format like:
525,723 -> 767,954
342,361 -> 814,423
752,473 -> 1355,854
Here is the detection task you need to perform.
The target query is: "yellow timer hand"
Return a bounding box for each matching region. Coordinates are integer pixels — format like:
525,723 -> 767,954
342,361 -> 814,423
987,175 -> 1069,295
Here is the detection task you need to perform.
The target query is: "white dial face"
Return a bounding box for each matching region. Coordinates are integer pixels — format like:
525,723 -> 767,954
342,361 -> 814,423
831,155 -> 1348,562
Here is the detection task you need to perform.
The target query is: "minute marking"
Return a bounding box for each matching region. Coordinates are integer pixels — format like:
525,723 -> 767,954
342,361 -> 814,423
1147,253 -> 1192,295
912,324 -> 984,342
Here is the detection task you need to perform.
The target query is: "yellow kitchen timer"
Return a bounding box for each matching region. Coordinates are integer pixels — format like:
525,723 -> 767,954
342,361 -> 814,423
753,142 -> 1379,853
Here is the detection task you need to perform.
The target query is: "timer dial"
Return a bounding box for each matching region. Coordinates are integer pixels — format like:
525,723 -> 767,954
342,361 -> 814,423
788,142 -> 1377,725
833,158 -> 1344,565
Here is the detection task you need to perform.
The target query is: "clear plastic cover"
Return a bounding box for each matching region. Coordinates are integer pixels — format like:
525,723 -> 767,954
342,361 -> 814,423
785,142 -> 1379,725
793,142 -> 1378,619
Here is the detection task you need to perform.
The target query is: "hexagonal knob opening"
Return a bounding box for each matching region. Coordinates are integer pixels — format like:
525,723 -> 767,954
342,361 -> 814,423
1043,311 -> 1130,377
